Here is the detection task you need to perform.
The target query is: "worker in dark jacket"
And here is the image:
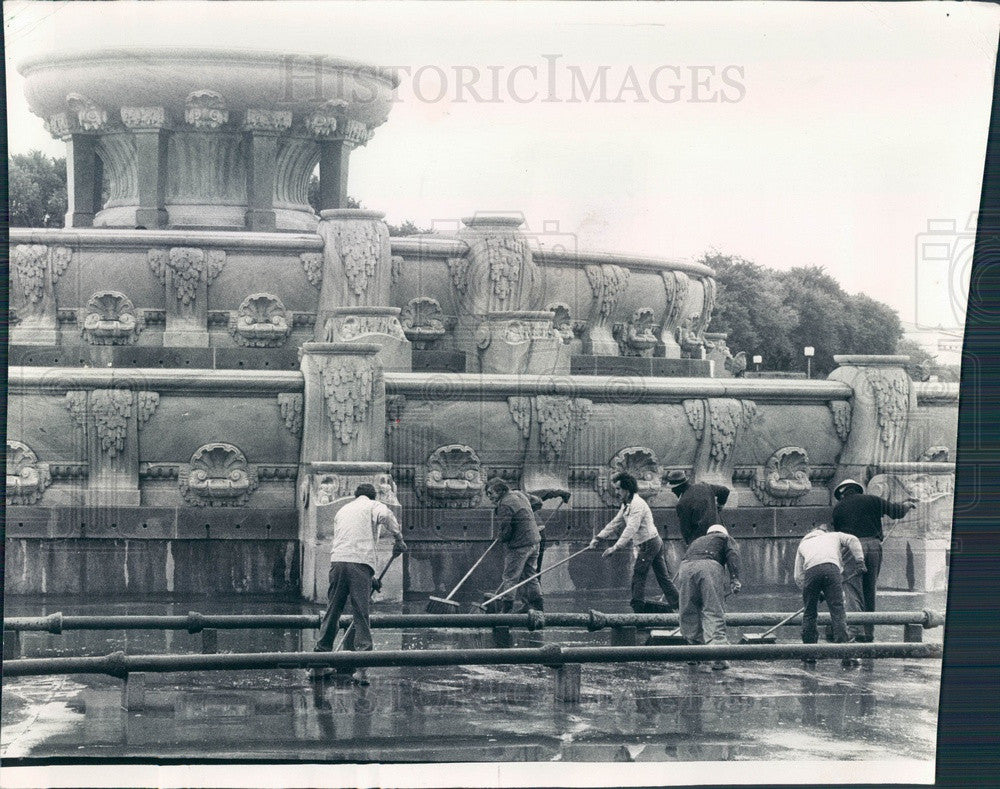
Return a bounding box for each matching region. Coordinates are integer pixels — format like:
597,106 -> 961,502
831,479 -> 917,642
677,524 -> 742,670
665,470 -> 731,545
485,477 -> 544,613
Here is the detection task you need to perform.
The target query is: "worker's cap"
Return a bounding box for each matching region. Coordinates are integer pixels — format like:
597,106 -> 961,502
833,479 -> 864,500
706,524 -> 729,537
664,470 -> 689,488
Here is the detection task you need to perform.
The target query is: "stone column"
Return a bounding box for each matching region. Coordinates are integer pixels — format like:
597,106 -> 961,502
298,342 -> 390,602
828,355 -> 918,486
314,209 -> 411,370
243,109 -> 292,231
121,107 -> 169,229
313,119 -> 372,211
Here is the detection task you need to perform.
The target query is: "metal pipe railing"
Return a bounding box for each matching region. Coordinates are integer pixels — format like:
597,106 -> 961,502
2,609 -> 945,634
3,642 -> 942,678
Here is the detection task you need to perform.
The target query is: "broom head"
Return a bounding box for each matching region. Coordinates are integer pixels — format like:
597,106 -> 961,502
426,595 -> 463,614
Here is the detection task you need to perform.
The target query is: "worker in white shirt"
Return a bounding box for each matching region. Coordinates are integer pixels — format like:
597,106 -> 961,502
312,483 -> 407,684
793,523 -> 866,666
590,471 -> 679,613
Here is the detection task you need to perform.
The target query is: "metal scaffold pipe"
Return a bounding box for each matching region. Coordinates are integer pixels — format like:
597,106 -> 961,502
3,642 -> 942,678
2,609 -> 945,634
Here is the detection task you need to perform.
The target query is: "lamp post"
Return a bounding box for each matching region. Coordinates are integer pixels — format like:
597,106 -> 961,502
752,354 -> 762,373
804,346 -> 815,379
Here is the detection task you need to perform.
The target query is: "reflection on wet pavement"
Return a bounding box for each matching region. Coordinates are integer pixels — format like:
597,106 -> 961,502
1,592 -> 944,763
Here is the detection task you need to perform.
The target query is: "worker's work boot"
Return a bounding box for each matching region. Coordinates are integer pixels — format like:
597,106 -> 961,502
352,667 -> 370,685
712,660 -> 730,671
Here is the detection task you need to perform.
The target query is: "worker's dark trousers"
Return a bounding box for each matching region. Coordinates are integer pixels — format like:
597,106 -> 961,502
631,536 -> 680,606
314,562 -> 374,653
843,538 -> 882,641
802,562 -> 848,644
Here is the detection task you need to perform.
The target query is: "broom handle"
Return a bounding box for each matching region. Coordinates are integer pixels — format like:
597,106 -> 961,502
442,538 -> 499,601
336,551 -> 399,651
479,545 -> 592,609
755,606 -> 807,640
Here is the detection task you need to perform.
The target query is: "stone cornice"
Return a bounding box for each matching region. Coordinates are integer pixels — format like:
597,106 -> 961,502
9,367 -> 303,395
382,373 -> 852,404
9,227 -> 323,252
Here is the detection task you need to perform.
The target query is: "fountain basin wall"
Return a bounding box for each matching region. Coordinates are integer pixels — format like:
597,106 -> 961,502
6,364 -> 959,596
8,228 -> 715,363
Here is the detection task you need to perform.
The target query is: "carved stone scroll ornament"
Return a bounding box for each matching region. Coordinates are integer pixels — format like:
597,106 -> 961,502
683,399 -> 706,441
864,368 -> 910,450
401,297 -> 447,349
829,400 -> 853,443
318,356 -> 376,445
184,90 -> 229,129
80,291 -> 143,345
415,445 -> 486,508
508,397 -> 533,440
598,447 -> 662,505
278,393 -> 304,438
230,293 -> 291,347
148,248 -> 227,304
300,253 -> 324,288
751,446 -> 812,506
6,440 -> 52,505
537,396 -> 593,462
66,92 -> 108,131
324,312 -> 406,343
180,443 -> 259,507
12,245 -> 72,306
90,389 -> 134,458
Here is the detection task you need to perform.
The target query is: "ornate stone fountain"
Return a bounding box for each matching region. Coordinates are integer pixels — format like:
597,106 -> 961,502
7,48 -> 958,602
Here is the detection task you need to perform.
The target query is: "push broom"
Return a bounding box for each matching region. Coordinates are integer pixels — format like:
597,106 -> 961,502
475,544 -> 592,613
432,496 -> 567,614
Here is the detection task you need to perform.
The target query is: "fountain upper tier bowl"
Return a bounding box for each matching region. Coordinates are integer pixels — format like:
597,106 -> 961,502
18,47 -> 400,231
18,47 -> 400,129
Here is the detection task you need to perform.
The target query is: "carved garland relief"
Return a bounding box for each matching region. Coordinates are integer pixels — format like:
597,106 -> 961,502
318,356 -> 377,445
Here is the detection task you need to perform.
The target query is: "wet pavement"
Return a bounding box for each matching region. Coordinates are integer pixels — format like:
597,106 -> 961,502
1,591 -> 945,764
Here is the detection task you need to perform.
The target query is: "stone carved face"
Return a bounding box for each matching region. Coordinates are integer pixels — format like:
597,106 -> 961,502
425,445 -> 485,500
182,443 -> 258,506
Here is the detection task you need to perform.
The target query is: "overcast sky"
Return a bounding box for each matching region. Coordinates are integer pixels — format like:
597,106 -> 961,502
5,1 -> 997,335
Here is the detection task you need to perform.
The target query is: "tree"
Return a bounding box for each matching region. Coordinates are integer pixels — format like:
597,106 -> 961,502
702,253 -> 799,369
9,151 -> 67,227
704,255 -> 905,376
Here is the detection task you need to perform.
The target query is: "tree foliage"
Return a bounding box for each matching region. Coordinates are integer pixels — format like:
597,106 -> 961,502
9,151 -> 67,227
703,254 -> 904,376
307,176 -> 430,236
